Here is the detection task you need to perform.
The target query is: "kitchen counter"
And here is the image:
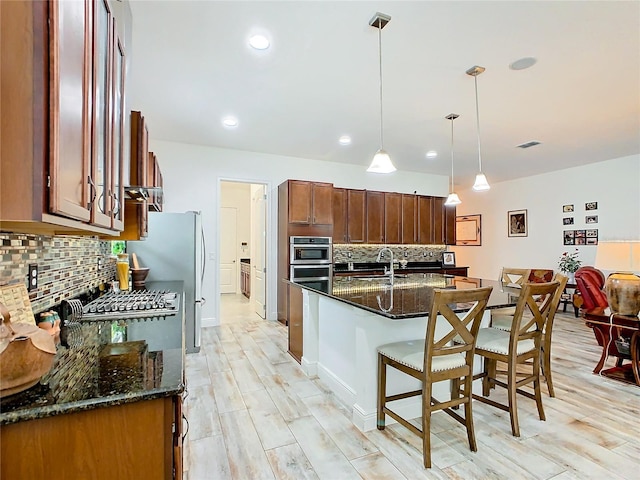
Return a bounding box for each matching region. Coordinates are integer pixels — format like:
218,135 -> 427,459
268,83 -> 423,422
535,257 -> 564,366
0,280 -> 185,426
301,273 -> 519,319
291,273 -> 520,431
333,262 -> 469,277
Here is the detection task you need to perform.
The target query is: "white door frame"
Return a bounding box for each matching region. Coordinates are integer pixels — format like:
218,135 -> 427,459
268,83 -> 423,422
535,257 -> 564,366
216,177 -> 273,324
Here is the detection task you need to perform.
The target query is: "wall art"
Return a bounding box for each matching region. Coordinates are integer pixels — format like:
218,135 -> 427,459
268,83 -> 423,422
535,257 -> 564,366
563,217 -> 574,225
562,204 -> 574,213
586,215 -> 598,224
508,209 -> 527,237
455,214 -> 481,246
585,201 -> 598,211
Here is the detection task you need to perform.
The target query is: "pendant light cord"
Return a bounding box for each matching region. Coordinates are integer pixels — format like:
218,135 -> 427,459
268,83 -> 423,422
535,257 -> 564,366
378,20 -> 384,149
474,74 -> 483,172
450,117 -> 455,191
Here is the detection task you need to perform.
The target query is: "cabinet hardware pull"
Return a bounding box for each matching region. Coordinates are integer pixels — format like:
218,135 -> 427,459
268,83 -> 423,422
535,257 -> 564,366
112,192 -> 121,217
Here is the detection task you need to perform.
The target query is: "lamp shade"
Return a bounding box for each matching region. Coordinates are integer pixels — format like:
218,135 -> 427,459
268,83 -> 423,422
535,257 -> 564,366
367,149 -> 396,173
444,193 -> 461,206
472,173 -> 490,191
594,241 -> 640,316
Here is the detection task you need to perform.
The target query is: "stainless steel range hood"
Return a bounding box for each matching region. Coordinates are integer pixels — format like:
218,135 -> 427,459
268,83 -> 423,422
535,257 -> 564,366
124,185 -> 163,202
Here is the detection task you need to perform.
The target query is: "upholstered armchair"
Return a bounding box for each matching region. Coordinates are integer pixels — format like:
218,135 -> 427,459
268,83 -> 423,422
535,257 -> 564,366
574,266 -> 609,311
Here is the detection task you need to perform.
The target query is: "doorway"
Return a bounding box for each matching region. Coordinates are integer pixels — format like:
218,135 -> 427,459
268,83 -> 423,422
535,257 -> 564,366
219,181 -> 267,320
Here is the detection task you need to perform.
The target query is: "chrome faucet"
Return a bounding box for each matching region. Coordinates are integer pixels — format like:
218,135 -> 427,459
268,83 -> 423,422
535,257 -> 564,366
376,247 -> 394,284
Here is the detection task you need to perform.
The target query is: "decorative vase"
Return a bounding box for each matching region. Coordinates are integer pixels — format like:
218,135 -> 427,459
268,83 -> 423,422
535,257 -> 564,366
567,272 -> 576,284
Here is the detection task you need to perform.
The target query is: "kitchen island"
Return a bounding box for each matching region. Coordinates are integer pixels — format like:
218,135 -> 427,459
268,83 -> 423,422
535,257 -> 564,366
295,273 -> 520,432
0,280 -> 185,480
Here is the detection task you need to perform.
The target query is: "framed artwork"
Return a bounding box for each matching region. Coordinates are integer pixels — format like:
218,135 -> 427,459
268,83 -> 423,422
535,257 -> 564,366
563,230 -> 575,245
586,215 -> 598,224
455,214 -> 481,246
443,251 -> 456,266
508,209 -> 527,237
563,204 -> 574,213
585,202 -> 598,211
454,277 -> 481,288
563,217 -> 574,225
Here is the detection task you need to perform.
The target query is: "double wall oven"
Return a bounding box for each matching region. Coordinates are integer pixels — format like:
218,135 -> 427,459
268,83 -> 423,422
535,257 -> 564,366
289,236 -> 332,293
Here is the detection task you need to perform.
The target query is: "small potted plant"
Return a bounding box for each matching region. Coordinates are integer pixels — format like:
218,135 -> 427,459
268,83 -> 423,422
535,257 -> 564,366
558,249 -> 582,283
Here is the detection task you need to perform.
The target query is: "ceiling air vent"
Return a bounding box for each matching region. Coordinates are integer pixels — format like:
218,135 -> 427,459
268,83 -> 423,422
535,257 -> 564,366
517,141 -> 541,149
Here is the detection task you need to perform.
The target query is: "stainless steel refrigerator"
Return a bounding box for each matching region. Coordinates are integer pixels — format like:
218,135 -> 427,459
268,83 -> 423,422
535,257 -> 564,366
127,211 -> 205,353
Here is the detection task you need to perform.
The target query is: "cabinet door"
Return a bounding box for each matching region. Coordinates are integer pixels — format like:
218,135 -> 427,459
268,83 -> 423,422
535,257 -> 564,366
288,181 -> 312,224
432,196 -> 445,244
288,284 -> 303,363
346,190 -> 366,243
384,192 -> 402,244
401,194 -> 416,244
444,203 -> 456,246
90,0 -> 113,228
332,188 -> 347,243
366,191 -> 385,243
417,196 -> 434,244
110,25 -> 125,230
311,183 -> 333,225
48,0 -> 91,222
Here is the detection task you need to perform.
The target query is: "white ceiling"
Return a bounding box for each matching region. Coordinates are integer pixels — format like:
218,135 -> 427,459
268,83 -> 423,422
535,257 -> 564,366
127,1 -> 640,189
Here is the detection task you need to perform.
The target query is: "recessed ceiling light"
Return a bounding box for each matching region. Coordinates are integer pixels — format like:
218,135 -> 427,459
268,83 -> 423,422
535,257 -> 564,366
249,35 -> 270,50
509,57 -> 537,70
426,150 -> 438,159
222,116 -> 238,128
338,135 -> 352,145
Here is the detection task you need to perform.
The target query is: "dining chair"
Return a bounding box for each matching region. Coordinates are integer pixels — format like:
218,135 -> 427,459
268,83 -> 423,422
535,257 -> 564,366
472,280 -> 561,437
376,286 -> 493,468
491,273 -> 568,397
500,267 -> 532,287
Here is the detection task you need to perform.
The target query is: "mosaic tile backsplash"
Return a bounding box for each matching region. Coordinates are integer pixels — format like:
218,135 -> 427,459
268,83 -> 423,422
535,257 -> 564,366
333,244 -> 448,264
0,233 -> 116,314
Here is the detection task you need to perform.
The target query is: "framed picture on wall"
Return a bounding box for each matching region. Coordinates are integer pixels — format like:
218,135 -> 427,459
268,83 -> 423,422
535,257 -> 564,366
563,217 -> 574,225
585,202 -> 598,211
586,215 -> 598,224
455,215 -> 481,246
508,209 -> 527,237
443,252 -> 456,266
562,204 -> 574,213
563,230 -> 575,245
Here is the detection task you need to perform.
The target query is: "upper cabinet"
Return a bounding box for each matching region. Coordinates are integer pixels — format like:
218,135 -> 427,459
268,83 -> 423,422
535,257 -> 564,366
384,192 -> 402,244
0,0 -> 127,236
346,189 -> 366,243
401,194 -> 417,244
332,188 -> 347,243
365,191 -> 385,243
287,181 -> 333,225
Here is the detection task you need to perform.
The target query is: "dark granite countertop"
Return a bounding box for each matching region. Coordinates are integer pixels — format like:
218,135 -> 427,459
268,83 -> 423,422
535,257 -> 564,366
0,281 -> 185,426
294,273 -> 521,319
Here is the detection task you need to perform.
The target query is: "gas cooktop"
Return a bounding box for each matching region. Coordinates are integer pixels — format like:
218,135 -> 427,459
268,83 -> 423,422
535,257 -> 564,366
81,289 -> 179,321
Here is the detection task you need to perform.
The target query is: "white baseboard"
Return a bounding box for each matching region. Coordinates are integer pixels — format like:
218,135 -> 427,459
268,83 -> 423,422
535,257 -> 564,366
317,363 -> 356,408
301,357 -> 318,377
201,316 -> 218,327
353,397 -> 424,432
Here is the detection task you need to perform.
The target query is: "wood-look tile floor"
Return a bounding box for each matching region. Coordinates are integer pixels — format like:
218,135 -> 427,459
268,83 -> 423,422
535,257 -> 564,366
183,294 -> 640,479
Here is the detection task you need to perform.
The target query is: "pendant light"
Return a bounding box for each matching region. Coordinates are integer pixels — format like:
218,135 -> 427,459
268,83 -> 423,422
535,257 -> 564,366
444,113 -> 461,206
466,65 -> 490,191
367,13 -> 396,174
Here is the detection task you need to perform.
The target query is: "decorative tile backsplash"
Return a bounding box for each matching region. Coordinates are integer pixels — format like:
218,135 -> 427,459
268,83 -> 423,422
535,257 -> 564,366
333,244 -> 447,264
0,233 -> 116,314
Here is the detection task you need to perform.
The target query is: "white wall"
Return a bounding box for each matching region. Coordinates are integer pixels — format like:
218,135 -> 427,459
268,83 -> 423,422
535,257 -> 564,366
452,154 -> 640,280
151,140 -> 449,325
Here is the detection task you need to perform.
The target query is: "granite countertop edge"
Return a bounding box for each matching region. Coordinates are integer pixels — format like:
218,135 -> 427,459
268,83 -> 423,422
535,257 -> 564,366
0,383 -> 185,426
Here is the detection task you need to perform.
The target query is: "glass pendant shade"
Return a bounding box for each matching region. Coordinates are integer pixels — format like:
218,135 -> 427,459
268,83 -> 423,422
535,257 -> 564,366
444,192 -> 461,206
472,172 -> 490,191
367,149 -> 396,173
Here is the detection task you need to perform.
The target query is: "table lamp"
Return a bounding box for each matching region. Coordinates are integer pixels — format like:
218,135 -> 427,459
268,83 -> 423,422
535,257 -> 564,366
594,241 -> 640,316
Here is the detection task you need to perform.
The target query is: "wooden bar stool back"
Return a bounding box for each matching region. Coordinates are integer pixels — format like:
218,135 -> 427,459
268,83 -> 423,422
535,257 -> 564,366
473,280 -> 561,437
376,286 -> 493,468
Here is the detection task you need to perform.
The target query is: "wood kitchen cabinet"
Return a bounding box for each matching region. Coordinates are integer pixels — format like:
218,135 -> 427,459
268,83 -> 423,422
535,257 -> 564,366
0,396 -> 182,480
288,283 -> 303,363
444,203 -> 456,245
346,189 -> 366,243
287,180 -> 333,225
384,192 -> 402,244
366,191 -> 385,243
401,194 -> 417,243
417,196 -> 435,244
0,0 -> 126,236
332,188 -> 348,243
147,152 -> 164,212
